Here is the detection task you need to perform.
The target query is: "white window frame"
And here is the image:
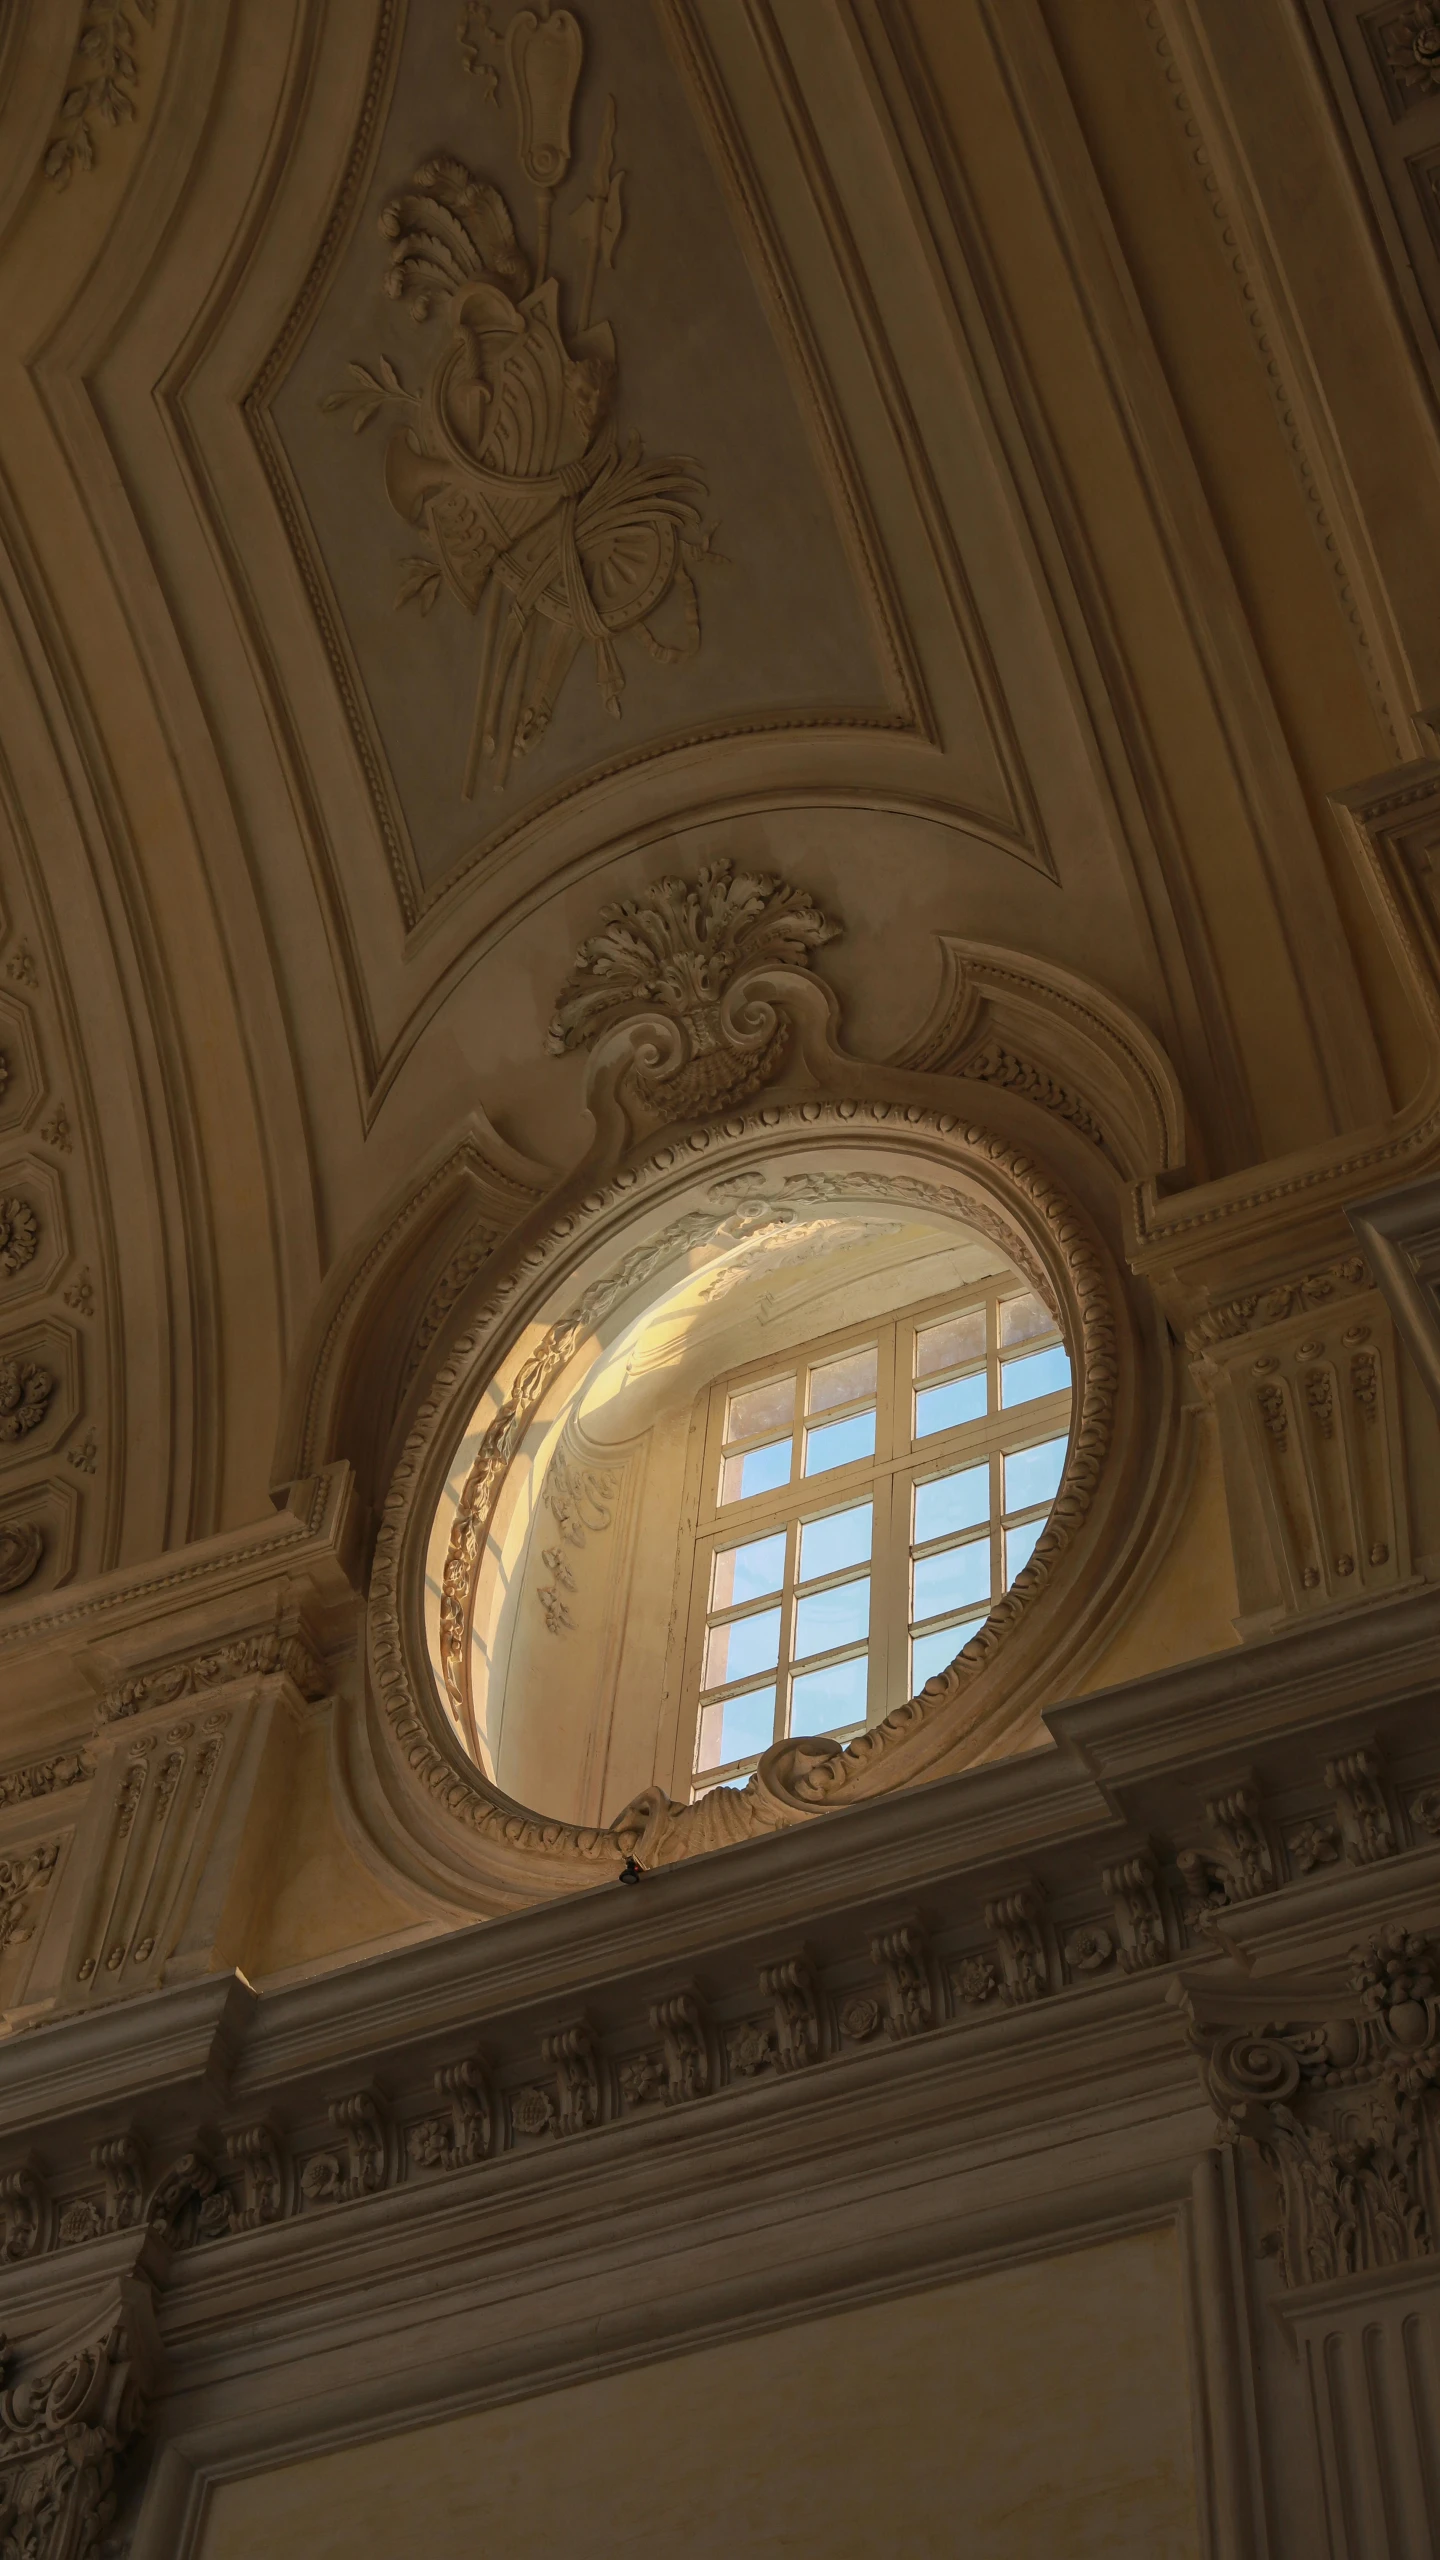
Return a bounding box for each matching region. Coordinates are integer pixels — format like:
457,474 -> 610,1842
677,1277 -> 1072,1795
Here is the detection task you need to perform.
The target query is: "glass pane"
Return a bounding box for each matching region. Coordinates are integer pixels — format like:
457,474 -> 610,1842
1003,1435 -> 1068,1513
720,1437 -> 792,1504
912,1538 -> 990,1623
790,1653 -> 869,1735
726,1375 -> 795,1443
799,1503 -> 872,1582
914,1373 -> 986,1438
697,1685 -> 776,1769
711,1531 -> 786,1610
1000,1343 -> 1071,1407
703,1606 -> 781,1689
1006,1517 -> 1046,1582
910,1618 -> 983,1687
794,1575 -> 870,1660
998,1291 -> 1054,1349
808,1346 -> 878,1415
915,1307 -> 986,1379
913,1465 -> 989,1544
804,1409 -> 876,1475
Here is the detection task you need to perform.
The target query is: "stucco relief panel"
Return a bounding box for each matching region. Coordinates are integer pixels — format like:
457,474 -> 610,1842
259,0 -> 894,908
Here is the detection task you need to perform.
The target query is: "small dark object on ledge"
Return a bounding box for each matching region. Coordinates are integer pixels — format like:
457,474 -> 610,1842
618,1853 -> 645,1886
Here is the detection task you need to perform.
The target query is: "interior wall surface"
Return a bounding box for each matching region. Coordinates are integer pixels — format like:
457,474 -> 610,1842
193,2229 -> 1200,2560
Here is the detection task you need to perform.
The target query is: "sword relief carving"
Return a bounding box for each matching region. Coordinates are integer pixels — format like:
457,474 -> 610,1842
324,13 -> 714,798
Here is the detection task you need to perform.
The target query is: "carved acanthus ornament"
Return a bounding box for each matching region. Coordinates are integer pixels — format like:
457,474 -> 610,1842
1186,1923 -> 1440,2289
546,860 -> 842,1119
0,2283 -> 158,2559
327,21 -> 711,802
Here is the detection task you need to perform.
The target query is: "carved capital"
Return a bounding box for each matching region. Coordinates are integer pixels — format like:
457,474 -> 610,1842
1182,1921 -> 1440,2288
0,2275 -> 160,2559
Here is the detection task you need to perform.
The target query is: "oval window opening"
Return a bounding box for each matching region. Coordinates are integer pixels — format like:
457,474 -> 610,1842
425,1197 -> 1072,1829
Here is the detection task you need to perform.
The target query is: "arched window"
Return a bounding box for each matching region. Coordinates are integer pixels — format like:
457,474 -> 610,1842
686,1279 -> 1071,1794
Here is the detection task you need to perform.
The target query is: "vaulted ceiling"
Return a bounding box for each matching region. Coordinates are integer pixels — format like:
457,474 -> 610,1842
0,0 -> 1435,1590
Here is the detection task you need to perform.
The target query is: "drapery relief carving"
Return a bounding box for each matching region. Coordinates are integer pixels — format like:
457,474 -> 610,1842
1185,1922 -> 1440,2289
326,23 -> 714,803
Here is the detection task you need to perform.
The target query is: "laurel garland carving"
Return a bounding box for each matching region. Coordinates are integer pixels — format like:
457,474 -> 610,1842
97,1630 -> 327,1727
390,1094 -> 1116,1874
0,1748 -> 90,1809
43,0 -> 158,192
956,1043 -> 1105,1149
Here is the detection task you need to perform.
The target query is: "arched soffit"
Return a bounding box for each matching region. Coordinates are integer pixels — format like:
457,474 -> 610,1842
331,860 -> 1185,1914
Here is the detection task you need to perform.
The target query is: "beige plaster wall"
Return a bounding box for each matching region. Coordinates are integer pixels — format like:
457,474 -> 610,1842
196,2225 -> 1200,2560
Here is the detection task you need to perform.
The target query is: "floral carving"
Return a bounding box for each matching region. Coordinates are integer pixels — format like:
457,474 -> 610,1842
44,0 -> 156,191
0,1357 -> 53,1443
327,102 -> 711,796
98,1629 -> 326,1723
954,1956 -> 998,2007
510,2084 -> 555,2137
1063,1925 -> 1113,1976
1365,2 -> 1440,117
0,1844 -> 58,1953
0,1201 -> 37,1281
548,862 -> 840,1053
1187,1254 -> 1369,1350
0,1521 -> 43,1595
0,1750 -> 86,1810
